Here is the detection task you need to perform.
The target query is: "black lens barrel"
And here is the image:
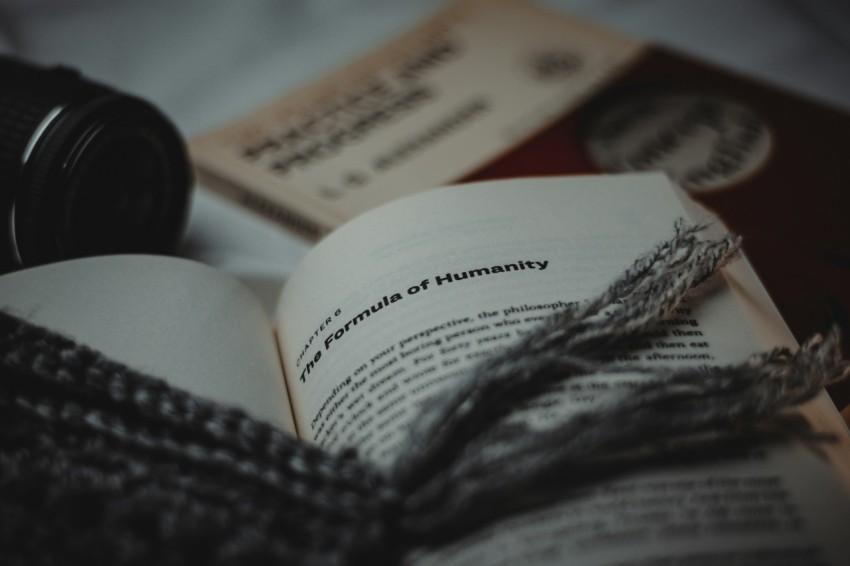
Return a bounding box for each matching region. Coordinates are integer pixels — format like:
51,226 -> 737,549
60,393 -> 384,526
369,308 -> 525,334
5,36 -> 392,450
0,57 -> 191,271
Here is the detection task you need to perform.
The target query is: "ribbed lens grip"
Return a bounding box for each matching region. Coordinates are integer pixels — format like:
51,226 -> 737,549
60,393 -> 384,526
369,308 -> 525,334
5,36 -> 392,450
0,58 -> 96,196
0,88 -> 58,194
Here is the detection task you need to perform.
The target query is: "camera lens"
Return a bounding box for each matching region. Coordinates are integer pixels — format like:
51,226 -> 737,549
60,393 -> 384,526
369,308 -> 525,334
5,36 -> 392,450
0,56 -> 192,271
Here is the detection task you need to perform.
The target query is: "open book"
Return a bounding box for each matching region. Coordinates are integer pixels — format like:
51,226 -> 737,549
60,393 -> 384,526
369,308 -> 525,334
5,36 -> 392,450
3,173 -> 850,564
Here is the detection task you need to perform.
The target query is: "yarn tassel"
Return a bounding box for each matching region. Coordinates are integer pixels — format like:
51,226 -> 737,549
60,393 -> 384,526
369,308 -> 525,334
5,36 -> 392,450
392,223 -> 849,544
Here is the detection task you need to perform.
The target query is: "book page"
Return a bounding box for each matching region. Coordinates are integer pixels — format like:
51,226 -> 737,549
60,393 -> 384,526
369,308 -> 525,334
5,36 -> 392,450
276,173 -> 850,564
0,255 -> 295,433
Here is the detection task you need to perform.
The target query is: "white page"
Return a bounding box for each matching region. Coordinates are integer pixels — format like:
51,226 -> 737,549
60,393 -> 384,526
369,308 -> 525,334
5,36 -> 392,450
0,255 -> 295,433
276,172 -> 850,564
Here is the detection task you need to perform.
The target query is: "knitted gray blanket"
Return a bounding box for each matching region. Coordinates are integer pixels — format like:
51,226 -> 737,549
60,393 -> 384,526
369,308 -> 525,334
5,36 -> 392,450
2,224 -> 847,565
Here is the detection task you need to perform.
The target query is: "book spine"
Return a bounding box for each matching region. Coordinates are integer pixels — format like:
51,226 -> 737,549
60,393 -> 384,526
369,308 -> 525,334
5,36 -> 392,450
196,166 -> 329,241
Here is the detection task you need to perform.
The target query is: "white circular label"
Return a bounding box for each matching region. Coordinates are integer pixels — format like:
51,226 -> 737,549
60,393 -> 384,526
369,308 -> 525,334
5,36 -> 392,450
584,94 -> 772,192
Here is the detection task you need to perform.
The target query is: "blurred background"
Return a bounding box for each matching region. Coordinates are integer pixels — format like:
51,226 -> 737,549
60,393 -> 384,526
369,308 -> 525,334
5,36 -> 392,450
1,0 -> 849,305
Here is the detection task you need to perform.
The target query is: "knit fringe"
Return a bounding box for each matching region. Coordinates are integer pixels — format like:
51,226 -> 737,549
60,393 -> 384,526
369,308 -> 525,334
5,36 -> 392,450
391,222 -> 850,543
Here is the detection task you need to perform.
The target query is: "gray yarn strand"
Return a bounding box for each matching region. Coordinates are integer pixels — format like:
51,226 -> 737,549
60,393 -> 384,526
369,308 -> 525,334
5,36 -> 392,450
399,332 -> 848,539
392,222 -> 742,491
391,222 -> 849,543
